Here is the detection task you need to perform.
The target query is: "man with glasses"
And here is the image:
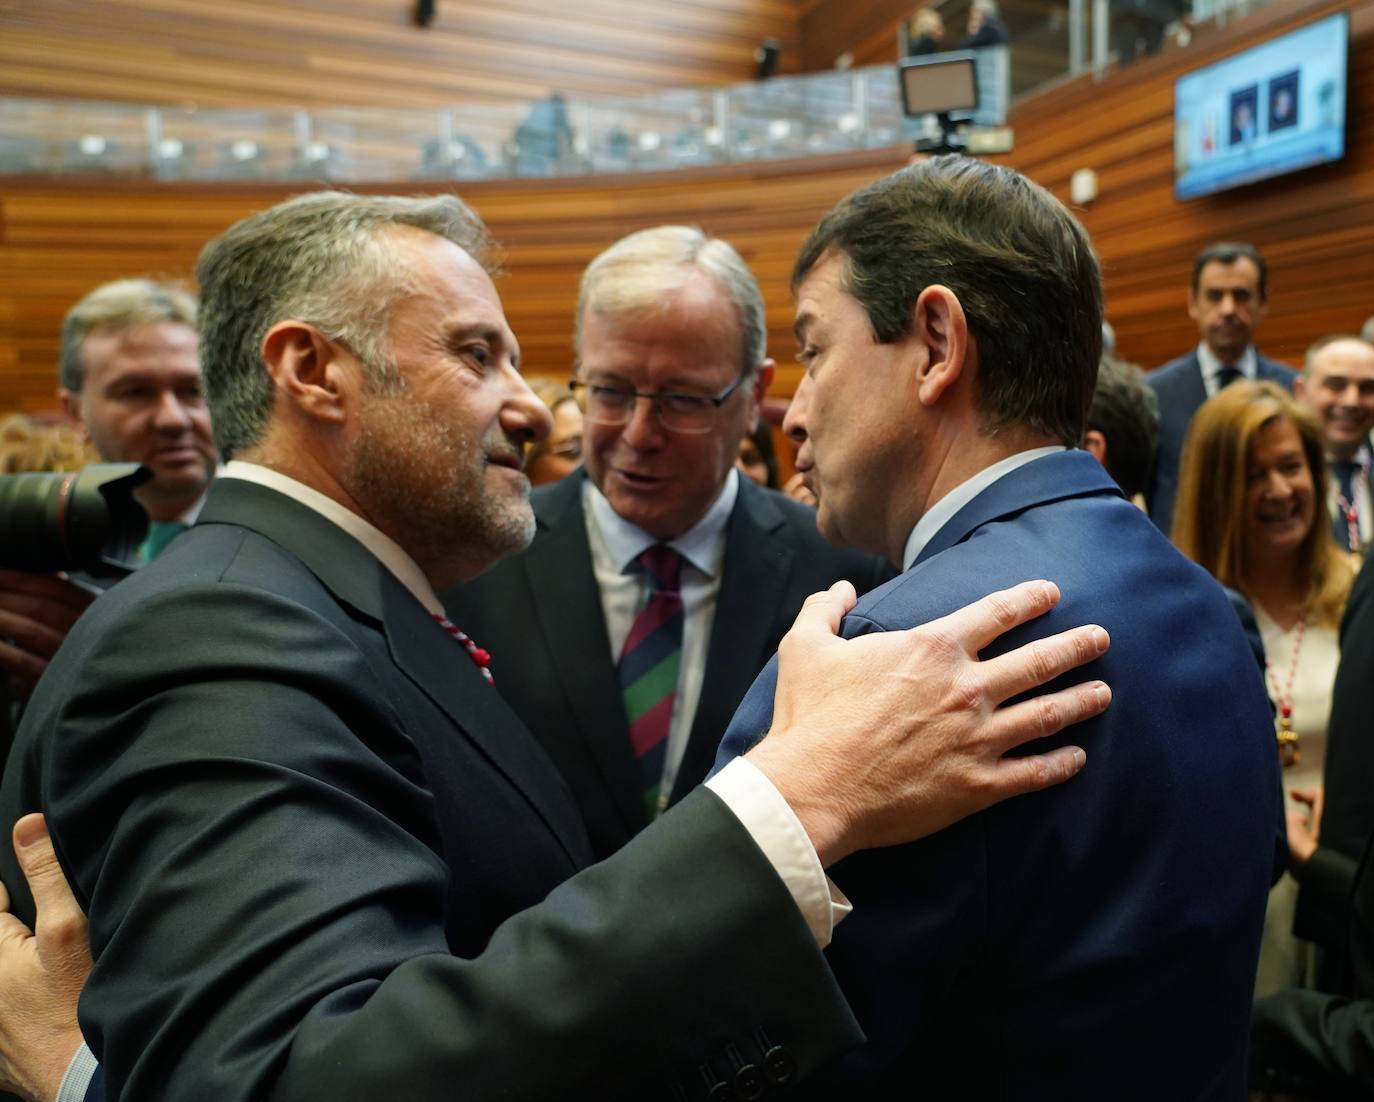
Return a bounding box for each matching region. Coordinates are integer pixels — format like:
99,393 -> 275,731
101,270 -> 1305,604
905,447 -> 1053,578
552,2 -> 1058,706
445,225 -> 890,859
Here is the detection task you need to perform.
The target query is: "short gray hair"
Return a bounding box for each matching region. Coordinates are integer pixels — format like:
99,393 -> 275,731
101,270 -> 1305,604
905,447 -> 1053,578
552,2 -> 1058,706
574,225 -> 767,378
59,279 -> 198,392
195,190 -> 496,458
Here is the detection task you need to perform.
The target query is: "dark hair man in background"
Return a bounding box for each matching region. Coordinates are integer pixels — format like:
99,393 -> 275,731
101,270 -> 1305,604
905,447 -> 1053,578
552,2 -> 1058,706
1145,242 -> 1297,533
0,190 -> 1109,1102
1081,353 -> 1159,505
715,156 -> 1277,1097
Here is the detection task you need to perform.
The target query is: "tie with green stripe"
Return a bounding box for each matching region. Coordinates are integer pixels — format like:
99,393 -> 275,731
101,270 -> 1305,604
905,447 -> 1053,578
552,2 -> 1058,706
618,544 -> 683,822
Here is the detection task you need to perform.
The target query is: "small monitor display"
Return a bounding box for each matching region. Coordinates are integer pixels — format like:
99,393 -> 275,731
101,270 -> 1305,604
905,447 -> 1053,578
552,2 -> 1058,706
1174,12 -> 1347,200
899,54 -> 979,116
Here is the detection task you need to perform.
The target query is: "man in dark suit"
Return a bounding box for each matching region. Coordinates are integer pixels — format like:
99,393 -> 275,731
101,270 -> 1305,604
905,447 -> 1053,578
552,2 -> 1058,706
0,191 -> 1113,1102
1145,242 -> 1297,533
716,156 -> 1278,1097
1294,334 -> 1374,554
446,226 -> 890,859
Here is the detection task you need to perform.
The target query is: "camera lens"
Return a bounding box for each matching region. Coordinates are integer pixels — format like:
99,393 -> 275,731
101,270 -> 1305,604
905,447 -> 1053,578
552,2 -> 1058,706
0,463 -> 149,576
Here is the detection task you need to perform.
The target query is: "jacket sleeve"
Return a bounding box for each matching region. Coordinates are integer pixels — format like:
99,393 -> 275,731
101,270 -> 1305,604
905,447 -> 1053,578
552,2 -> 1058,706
36,584 -> 861,1102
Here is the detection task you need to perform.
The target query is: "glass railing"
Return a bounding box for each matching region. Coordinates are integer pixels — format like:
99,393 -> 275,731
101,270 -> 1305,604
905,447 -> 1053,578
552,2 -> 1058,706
0,0 -> 1281,185
0,52 -> 1008,184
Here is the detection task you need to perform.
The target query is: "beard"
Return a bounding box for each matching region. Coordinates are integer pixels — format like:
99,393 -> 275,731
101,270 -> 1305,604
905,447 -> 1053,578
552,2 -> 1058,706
350,391 -> 535,587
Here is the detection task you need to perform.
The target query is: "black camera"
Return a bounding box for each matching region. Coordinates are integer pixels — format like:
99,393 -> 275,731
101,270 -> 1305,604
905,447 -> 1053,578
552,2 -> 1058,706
0,463 -> 150,578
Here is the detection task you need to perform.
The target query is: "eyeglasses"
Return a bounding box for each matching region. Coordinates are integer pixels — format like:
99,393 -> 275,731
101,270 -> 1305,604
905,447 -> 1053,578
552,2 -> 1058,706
569,374 -> 747,435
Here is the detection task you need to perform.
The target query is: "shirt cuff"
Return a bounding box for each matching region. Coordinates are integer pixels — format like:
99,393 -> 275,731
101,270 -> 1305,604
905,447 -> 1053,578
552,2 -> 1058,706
705,756 -> 852,947
56,1041 -> 97,1102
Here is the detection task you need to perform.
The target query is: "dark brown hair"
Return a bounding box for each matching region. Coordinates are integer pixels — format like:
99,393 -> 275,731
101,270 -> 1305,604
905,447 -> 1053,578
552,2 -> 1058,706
792,155 -> 1103,445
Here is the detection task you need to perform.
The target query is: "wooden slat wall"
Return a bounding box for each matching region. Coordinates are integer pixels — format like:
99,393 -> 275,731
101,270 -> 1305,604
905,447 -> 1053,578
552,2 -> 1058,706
0,0 -> 802,108
1011,0 -> 1374,370
1,0 -> 1371,416
0,150 -> 909,413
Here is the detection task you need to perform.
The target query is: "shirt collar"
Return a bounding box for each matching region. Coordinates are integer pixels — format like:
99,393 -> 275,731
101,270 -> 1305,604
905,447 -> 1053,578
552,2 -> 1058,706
901,446 -> 1066,571
584,467 -> 739,577
217,460 -> 445,616
1197,341 -> 1258,385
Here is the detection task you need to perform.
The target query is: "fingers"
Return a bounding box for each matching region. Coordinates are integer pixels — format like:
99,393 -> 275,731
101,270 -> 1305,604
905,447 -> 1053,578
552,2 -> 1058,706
987,679 -> 1112,756
0,571 -> 97,615
979,624 -> 1110,706
1289,786 -> 1318,807
985,744 -> 1088,803
924,580 -> 1061,656
784,581 -> 859,643
0,639 -> 48,692
0,609 -> 67,663
13,816 -> 85,943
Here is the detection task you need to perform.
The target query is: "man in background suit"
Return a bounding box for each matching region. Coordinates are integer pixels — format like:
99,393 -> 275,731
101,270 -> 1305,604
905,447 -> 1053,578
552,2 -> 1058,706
1294,334 -> 1374,554
446,226 -> 890,859
1145,242 -> 1297,532
716,156 -> 1277,1097
0,280 -> 216,771
0,191 -> 1112,1102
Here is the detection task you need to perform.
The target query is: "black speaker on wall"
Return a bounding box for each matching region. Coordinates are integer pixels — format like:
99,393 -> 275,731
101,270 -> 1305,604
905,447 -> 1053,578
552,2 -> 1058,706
414,0 -> 436,27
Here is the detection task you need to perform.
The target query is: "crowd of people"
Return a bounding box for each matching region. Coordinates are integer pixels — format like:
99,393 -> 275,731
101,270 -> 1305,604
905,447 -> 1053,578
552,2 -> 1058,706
0,155 -> 1370,1100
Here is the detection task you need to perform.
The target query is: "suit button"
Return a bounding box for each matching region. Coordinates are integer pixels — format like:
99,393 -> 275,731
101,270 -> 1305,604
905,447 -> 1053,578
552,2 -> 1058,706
707,1081 -> 735,1102
762,1046 -> 796,1085
734,1063 -> 766,1101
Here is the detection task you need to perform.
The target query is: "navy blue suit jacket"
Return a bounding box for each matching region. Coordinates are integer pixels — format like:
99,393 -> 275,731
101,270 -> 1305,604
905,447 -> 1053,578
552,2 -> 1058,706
1145,349 -> 1297,532
716,450 -> 1278,1098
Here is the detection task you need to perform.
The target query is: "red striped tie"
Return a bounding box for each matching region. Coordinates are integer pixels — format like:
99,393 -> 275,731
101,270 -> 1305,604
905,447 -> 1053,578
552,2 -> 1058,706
618,545 -> 683,821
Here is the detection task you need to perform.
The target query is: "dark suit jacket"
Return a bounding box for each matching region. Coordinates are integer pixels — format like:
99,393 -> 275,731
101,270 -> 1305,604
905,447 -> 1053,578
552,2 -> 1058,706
1252,831 -> 1374,1097
717,450 -> 1278,1098
0,478 -> 861,1102
1145,349 -> 1297,532
443,470 -> 892,860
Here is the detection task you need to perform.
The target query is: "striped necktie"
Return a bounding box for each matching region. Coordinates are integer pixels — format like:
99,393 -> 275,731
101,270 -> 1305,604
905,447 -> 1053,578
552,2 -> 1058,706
618,544 -> 683,821
1332,459 -> 1360,551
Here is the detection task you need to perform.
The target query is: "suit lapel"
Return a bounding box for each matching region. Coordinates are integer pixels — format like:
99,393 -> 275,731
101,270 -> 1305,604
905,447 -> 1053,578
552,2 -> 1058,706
676,480 -> 794,804
523,474 -> 647,835
915,451 -> 1122,568
199,478 -> 589,868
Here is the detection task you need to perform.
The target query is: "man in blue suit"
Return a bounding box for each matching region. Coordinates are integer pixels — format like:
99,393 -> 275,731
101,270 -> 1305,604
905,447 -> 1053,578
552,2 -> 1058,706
1145,242 -> 1296,532
716,156 -> 1278,1097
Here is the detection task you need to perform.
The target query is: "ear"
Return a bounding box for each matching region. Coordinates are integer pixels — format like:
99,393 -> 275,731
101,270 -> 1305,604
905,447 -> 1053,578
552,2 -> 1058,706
750,358 -> 775,402
261,321 -> 352,426
1082,429 -> 1109,467
745,358 -> 775,431
1186,287 -> 1201,323
57,388 -> 88,437
911,285 -> 969,408
1293,374 -> 1306,401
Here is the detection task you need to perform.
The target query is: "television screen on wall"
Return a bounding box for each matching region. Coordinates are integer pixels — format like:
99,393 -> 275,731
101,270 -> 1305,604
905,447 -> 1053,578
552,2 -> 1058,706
1174,12 -> 1347,201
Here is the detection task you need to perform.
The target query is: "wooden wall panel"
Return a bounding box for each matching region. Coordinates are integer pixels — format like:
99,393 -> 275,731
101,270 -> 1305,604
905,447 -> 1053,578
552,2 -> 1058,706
1,0 -> 1371,418
0,0 -> 801,108
1002,0 -> 1374,370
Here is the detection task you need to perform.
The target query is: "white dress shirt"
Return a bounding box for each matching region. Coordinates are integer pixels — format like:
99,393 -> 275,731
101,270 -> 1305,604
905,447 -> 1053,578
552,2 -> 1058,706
902,447 -> 1067,570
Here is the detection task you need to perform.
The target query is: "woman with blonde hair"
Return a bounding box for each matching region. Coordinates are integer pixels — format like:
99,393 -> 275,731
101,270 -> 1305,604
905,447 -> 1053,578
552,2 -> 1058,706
1174,379 -> 1356,995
